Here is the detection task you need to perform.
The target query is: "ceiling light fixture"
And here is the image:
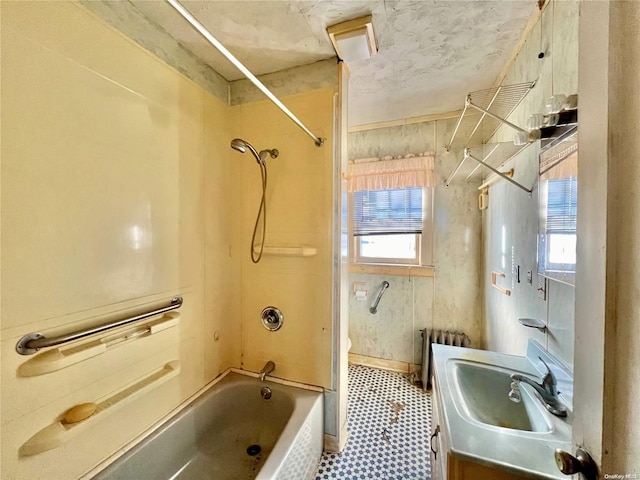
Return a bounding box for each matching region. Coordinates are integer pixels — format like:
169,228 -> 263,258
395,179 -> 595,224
327,15 -> 378,62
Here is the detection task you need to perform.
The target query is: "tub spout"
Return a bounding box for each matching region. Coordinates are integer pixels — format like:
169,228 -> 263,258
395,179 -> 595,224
259,361 -> 275,381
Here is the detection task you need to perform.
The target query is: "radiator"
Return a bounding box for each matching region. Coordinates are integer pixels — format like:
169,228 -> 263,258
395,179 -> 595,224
420,329 -> 471,390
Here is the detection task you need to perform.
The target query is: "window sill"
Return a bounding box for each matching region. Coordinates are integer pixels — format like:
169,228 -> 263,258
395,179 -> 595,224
348,263 -> 435,277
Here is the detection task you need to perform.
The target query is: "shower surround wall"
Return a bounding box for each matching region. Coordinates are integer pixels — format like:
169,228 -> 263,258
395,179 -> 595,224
0,2 -> 338,478
482,0 -> 578,370
1,3 -> 239,478
231,89 -> 335,388
347,119 -> 482,365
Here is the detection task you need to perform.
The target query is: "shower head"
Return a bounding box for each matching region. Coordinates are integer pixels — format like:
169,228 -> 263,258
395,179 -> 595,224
230,138 -> 278,165
230,138 -> 261,164
230,138 -> 247,154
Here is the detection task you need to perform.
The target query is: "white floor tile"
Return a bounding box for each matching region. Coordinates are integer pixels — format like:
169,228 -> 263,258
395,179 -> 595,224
315,365 -> 432,480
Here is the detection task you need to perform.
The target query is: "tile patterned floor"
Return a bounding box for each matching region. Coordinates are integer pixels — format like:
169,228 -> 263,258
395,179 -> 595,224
315,365 -> 432,480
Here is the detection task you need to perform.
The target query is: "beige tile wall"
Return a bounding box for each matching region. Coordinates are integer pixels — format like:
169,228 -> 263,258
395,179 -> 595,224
2,1 -> 342,476
0,2 -> 240,478
203,96 -> 243,381
233,89 -> 335,389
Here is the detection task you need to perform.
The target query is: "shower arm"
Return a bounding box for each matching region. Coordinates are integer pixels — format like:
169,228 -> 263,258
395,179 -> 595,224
165,0 -> 324,148
369,281 -> 390,315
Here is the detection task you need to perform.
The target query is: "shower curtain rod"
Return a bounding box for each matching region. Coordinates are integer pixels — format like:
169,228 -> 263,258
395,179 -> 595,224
165,0 -> 324,148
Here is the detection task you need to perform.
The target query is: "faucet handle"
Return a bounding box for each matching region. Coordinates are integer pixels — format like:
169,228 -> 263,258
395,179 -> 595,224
538,356 -> 557,386
538,356 -> 552,373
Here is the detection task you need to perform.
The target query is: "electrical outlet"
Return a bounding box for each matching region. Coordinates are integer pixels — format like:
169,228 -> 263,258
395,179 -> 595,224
537,277 -> 547,300
527,270 -> 533,285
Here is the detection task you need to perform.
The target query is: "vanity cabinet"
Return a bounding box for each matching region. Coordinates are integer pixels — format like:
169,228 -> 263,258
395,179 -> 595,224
430,376 -> 447,480
430,375 -> 529,480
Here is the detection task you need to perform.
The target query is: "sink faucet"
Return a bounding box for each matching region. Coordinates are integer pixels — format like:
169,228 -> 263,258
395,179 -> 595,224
259,361 -> 275,381
509,357 -> 567,417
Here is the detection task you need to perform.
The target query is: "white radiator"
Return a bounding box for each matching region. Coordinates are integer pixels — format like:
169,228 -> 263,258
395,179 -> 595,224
420,329 -> 471,390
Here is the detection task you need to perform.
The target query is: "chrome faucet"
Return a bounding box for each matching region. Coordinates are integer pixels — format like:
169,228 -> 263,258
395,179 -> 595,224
259,361 -> 275,381
509,357 -> 567,417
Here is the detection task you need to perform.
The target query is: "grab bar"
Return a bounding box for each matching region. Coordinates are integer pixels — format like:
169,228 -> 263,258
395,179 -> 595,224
16,296 -> 183,355
18,313 -> 181,376
369,281 -> 390,314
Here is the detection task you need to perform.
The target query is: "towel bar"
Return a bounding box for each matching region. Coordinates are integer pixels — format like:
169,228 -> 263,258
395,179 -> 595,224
490,271 -> 511,296
16,296 -> 183,355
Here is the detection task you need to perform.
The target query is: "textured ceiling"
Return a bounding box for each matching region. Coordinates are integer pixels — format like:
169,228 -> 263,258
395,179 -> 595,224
113,1 -> 536,126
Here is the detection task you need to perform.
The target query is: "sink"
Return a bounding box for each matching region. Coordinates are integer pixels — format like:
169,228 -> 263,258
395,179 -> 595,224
432,343 -> 573,479
451,361 -> 552,433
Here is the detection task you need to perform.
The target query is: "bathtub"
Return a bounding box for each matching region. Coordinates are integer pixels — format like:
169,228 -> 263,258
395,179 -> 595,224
92,371 -> 324,480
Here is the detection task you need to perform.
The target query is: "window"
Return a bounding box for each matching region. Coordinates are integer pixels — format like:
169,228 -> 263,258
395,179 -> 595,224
541,176 -> 578,269
346,153 -> 435,265
352,186 -> 432,265
537,129 -> 578,285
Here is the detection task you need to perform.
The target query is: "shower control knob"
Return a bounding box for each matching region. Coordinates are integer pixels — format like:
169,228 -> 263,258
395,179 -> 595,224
554,448 -> 598,479
261,307 -> 284,331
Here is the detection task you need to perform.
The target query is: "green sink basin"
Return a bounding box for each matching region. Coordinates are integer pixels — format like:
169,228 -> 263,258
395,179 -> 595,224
451,361 -> 552,432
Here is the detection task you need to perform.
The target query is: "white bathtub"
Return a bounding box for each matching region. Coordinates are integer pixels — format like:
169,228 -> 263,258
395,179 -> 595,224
93,371 -> 324,480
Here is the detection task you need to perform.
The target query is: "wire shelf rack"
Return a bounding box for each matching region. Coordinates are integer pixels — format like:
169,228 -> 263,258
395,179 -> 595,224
446,81 -> 536,151
447,142 -> 530,184
444,81 -> 536,190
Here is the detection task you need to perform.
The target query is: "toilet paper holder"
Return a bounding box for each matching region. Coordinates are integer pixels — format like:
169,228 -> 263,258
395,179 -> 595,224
353,282 -> 368,301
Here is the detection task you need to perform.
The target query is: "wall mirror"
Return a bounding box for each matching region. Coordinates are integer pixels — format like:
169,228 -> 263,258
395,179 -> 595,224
537,128 -> 578,286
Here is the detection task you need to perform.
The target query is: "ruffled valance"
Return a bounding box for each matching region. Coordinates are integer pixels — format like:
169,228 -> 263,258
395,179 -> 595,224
345,153 -> 436,192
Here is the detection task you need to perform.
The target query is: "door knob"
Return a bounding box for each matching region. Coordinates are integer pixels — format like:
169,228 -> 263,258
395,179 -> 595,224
555,447 -> 598,479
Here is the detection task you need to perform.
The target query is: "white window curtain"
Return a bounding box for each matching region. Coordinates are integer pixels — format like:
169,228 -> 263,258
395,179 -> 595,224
345,153 -> 436,193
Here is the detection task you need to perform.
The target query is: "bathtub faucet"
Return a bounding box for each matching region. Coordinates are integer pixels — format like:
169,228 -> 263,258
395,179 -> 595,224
259,361 -> 275,381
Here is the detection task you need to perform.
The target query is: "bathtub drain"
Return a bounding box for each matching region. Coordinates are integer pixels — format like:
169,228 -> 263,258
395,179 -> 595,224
246,444 -> 262,456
